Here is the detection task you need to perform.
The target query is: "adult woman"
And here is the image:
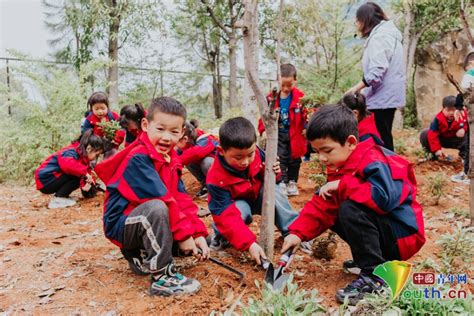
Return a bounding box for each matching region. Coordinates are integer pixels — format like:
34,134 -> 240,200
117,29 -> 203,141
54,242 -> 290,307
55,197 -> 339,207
347,2 -> 405,151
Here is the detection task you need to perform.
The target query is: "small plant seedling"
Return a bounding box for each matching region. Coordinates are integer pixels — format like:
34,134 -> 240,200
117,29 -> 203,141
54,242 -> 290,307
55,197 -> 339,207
97,120 -> 122,141
427,173 -> 446,205
435,223 -> 474,274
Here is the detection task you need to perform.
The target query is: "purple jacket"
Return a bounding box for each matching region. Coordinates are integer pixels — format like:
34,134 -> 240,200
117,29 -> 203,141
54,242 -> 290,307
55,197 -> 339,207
362,20 -> 406,110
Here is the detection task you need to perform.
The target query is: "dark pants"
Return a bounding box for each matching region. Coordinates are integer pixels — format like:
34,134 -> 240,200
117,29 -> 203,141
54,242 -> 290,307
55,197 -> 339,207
372,108 -> 396,151
40,174 -> 80,198
122,200 -> 174,274
331,200 -> 400,275
278,130 -> 302,182
419,128 -> 468,173
186,157 -> 214,186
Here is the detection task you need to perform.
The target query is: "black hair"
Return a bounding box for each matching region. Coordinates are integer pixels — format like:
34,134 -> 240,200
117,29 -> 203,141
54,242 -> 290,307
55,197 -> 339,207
120,103 -> 145,129
190,118 -> 199,129
281,63 -> 297,79
219,117 -> 256,150
356,2 -> 389,38
76,129 -> 104,157
87,91 -> 109,110
182,121 -> 198,144
442,95 -> 456,108
339,92 -> 369,121
306,104 -> 359,145
146,96 -> 187,123
463,52 -> 474,71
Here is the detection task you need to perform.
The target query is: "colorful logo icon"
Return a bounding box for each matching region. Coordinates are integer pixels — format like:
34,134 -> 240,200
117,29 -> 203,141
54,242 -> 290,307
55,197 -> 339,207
413,272 -> 435,285
373,260 -> 412,300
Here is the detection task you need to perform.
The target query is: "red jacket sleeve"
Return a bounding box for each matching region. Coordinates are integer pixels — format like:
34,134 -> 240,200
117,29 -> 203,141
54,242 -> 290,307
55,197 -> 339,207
288,193 -> 339,241
207,184 -> 256,251
178,140 -> 215,166
427,118 -> 441,153
57,150 -> 90,177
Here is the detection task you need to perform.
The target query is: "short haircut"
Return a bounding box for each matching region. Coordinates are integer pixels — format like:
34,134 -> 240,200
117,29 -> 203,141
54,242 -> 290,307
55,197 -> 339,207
219,117 -> 256,150
306,104 -> 359,145
281,63 -> 297,79
120,103 -> 146,129
356,2 -> 389,38
463,52 -> 474,71
87,91 -> 109,109
146,96 -> 187,122
442,95 -> 456,108
339,92 -> 368,120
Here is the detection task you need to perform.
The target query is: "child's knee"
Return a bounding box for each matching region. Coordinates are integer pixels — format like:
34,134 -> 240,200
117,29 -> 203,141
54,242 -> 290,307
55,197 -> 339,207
144,200 -> 169,218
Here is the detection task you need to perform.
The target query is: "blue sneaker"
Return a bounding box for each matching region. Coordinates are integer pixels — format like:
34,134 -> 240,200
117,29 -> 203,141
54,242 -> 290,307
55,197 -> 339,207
150,263 -> 201,296
335,273 -> 385,305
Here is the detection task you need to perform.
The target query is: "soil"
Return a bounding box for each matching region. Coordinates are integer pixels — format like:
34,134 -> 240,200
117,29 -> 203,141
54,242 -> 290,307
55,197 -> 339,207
0,130 -> 471,315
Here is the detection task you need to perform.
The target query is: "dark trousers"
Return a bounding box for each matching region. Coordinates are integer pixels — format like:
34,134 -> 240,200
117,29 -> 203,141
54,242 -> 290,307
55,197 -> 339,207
122,200 -> 174,274
372,108 -> 396,151
40,174 -> 80,198
278,130 -> 302,183
419,128 -> 468,173
331,200 -> 400,274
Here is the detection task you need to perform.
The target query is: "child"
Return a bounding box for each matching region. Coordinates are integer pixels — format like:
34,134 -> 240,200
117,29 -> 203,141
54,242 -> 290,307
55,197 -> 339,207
340,92 -> 384,146
95,96 -> 209,296
207,117 -> 310,263
282,105 -> 425,305
81,91 -> 125,155
451,51 -> 474,184
190,118 -> 205,137
258,63 -> 307,196
119,103 -> 146,147
176,122 -> 219,198
35,130 -> 104,209
419,96 -> 467,163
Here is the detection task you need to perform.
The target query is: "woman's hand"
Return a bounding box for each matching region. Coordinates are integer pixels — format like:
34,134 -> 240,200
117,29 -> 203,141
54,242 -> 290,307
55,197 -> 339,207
318,180 -> 340,200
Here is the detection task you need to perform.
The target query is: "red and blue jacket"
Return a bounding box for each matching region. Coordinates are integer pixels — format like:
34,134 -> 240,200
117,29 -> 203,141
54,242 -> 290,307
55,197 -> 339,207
258,87 -> 307,159
359,113 -> 384,146
207,148 -> 271,251
427,110 -> 468,153
34,142 -> 91,190
95,132 -> 208,248
289,138 -> 425,260
177,134 -> 219,166
82,110 -> 125,146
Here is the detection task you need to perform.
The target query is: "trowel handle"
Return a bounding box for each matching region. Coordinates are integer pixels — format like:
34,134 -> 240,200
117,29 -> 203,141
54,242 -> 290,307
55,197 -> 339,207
261,257 -> 271,270
278,247 -> 294,267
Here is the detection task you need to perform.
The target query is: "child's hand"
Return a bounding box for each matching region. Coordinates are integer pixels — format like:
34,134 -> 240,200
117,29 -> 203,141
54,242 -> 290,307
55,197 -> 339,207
302,129 -> 307,137
454,110 -> 466,122
435,150 -> 445,158
319,180 -> 340,200
281,234 -> 301,253
272,160 -> 281,175
194,236 -> 210,261
456,128 -> 466,138
178,237 -> 198,256
85,173 -> 94,184
248,242 -> 266,265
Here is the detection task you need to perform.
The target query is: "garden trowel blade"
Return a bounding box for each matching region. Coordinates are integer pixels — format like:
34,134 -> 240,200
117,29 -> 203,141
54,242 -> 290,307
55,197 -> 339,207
272,273 -> 290,291
264,262 -> 275,285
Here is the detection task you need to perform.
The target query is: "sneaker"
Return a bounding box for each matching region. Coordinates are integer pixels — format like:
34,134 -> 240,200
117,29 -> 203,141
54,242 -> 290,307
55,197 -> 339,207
196,186 -> 208,199
342,260 -> 361,275
150,263 -> 201,296
287,180 -> 299,196
279,182 -> 288,196
299,240 -> 313,255
209,234 -> 230,251
451,172 -> 470,184
48,197 -> 76,209
335,273 -> 386,305
121,249 -> 150,276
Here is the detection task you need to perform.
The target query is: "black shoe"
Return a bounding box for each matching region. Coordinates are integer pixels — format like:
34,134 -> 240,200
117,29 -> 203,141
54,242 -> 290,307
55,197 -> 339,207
121,249 -> 150,276
209,234 -> 230,251
335,273 -> 386,305
342,260 -> 361,275
196,186 -> 208,199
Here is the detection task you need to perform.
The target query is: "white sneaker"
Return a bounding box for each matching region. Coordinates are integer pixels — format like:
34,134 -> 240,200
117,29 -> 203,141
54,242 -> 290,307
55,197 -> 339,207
450,172 -> 470,185
48,197 -> 77,209
287,180 -> 299,196
279,182 -> 288,195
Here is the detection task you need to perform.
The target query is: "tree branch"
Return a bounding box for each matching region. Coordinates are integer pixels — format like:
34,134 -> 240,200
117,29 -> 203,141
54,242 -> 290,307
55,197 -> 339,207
201,0 -> 231,36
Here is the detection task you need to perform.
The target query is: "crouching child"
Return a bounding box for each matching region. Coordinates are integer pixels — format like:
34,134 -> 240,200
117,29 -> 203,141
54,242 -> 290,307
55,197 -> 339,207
282,104 -> 425,305
95,97 -> 209,296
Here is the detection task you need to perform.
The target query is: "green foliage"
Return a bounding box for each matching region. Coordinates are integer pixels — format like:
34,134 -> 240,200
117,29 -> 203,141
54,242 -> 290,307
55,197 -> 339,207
97,120 -> 121,141
435,223 -> 474,274
394,138 -> 408,156
239,275 -> 326,315
309,173 -> 327,189
403,77 -> 420,129
449,207 -> 469,219
427,173 -> 446,205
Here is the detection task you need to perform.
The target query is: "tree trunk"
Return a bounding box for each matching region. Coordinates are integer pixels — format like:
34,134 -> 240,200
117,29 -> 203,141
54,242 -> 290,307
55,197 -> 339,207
242,0 -> 278,259
106,0 -> 120,108
465,88 -> 474,226
403,1 -> 413,73
228,34 -> 238,108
